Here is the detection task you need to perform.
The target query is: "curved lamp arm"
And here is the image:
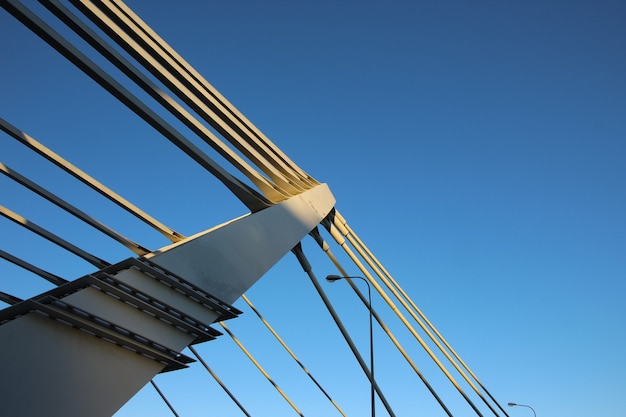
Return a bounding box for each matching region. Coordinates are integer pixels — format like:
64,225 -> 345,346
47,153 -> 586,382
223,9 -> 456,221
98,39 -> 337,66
508,402 -> 536,417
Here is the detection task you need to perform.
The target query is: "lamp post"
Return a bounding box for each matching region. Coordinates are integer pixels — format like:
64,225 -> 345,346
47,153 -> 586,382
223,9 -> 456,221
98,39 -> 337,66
326,274 -> 375,417
508,402 -> 536,417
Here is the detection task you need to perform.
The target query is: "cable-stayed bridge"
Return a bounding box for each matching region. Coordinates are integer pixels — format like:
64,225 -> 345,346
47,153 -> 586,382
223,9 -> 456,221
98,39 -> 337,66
1,1 -> 512,415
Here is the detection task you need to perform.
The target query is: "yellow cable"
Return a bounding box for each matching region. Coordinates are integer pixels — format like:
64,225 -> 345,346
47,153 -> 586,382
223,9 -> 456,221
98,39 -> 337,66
242,295 -> 347,417
219,322 -> 305,416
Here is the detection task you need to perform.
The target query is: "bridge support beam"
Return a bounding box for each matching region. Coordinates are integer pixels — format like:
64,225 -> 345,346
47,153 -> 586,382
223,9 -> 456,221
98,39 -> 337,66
0,184 -> 334,417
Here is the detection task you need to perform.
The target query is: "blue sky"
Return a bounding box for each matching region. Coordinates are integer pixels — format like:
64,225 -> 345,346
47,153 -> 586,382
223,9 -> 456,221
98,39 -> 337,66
1,1 -> 625,416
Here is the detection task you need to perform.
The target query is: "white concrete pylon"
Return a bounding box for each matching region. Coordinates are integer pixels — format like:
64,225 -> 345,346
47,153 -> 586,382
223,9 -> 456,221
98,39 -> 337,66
0,184 -> 335,417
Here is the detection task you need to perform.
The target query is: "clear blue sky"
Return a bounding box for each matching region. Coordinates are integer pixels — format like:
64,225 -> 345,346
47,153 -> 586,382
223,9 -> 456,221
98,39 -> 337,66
1,1 -> 625,416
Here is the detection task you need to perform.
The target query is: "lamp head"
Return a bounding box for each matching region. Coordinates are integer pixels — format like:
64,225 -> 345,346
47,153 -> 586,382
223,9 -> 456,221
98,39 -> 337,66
325,274 -> 343,282
508,403 -> 517,407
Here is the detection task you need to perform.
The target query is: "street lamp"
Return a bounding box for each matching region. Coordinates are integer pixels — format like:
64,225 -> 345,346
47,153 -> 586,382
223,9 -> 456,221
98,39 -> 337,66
326,274 -> 375,417
508,402 -> 536,417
